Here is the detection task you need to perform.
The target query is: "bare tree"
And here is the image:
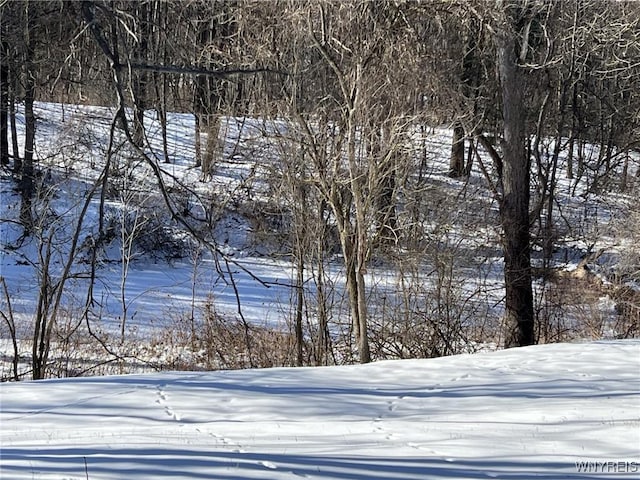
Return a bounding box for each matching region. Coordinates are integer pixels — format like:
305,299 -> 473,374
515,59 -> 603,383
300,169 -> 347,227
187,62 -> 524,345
131,1 -> 150,147
16,0 -> 37,233
493,2 -> 535,347
0,38 -> 8,167
449,122 -> 466,177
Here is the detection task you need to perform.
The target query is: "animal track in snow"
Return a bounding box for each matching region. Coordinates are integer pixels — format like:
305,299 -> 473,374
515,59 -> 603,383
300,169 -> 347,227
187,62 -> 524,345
387,395 -> 404,412
155,385 -> 182,421
450,373 -> 471,382
164,406 -> 182,421
206,431 -> 246,453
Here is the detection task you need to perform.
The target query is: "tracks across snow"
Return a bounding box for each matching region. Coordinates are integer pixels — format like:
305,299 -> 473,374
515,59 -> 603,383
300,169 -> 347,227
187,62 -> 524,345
1,341 -> 639,479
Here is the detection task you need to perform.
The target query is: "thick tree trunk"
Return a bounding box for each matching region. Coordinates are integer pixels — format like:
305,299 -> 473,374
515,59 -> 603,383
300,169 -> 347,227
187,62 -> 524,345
496,10 -> 534,348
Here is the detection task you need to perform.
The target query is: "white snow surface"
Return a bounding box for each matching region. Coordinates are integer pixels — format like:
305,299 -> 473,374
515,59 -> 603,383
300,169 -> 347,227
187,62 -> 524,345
1,340 -> 639,479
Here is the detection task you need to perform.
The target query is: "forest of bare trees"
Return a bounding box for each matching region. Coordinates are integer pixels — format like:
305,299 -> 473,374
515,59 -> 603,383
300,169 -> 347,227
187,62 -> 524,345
1,0 -> 639,379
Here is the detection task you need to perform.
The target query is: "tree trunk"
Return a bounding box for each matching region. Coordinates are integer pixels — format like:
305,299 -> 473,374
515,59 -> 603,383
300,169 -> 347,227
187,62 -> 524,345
294,252 -> 304,366
152,1 -> 170,163
464,138 -> 475,176
20,2 -> 36,233
194,112 -> 202,167
566,135 -> 574,180
347,108 -> 371,364
0,40 -> 9,166
20,72 -> 35,232
339,228 -> 361,344
132,1 -> 149,147
9,70 -> 20,169
369,121 -> 396,243
314,247 -> 330,365
449,122 -> 465,177
202,115 -> 220,181
496,7 -> 534,348
32,241 -> 52,380
377,169 -> 396,242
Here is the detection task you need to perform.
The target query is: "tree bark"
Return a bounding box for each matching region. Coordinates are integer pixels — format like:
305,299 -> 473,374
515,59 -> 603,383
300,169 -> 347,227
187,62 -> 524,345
348,111 -> 371,364
449,122 -> 465,177
132,1 -> 149,147
496,6 -> 534,348
294,252 -> 304,366
9,64 -> 20,169
20,1 -> 36,232
0,40 -> 9,166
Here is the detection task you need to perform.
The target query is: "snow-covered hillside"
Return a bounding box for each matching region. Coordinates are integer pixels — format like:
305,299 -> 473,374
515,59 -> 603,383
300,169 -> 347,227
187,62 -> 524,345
1,101 -> 639,376
1,340 -> 639,479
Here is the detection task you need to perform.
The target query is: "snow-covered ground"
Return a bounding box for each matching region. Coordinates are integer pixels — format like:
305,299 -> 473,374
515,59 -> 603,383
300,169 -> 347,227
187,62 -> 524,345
1,340 -> 639,479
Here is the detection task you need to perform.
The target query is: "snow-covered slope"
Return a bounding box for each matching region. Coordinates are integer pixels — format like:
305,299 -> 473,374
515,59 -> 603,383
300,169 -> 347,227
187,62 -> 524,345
2,101 -> 638,377
1,340 -> 639,479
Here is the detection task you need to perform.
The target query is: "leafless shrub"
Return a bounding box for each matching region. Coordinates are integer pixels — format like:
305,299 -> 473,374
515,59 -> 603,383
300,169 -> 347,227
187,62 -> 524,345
610,286 -> 640,338
166,298 -> 296,370
367,248 -> 498,360
535,261 -> 639,342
